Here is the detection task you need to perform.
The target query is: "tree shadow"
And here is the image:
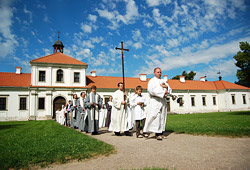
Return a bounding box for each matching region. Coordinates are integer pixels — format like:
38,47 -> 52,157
228,111 -> 250,116
0,124 -> 26,130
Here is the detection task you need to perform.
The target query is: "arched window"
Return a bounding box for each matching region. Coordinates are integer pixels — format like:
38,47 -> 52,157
57,69 -> 63,82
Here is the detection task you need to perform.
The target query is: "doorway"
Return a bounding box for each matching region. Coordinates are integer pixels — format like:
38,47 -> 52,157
53,96 -> 66,119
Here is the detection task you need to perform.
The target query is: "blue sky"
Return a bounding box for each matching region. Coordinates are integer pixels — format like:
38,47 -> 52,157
0,0 -> 250,83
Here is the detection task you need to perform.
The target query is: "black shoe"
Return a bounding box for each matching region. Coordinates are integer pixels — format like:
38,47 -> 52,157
124,131 -> 132,136
115,132 -> 121,136
92,131 -> 98,135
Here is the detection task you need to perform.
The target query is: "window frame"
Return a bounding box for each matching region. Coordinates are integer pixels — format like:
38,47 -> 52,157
38,70 -> 46,82
202,95 -> 206,106
0,97 -> 7,111
74,72 -> 80,83
212,96 -> 216,105
56,69 -> 64,82
231,94 -> 236,105
38,97 -> 45,110
178,95 -> 184,107
242,94 -> 246,104
191,96 -> 195,106
19,97 -> 27,110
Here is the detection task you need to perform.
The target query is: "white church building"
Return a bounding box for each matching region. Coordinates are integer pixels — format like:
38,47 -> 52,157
0,39 -> 249,121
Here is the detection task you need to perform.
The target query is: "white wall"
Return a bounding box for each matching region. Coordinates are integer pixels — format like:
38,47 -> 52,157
31,66 -> 87,87
0,91 -> 30,121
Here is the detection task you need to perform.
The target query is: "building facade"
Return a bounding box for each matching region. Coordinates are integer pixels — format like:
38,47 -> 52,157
0,41 -> 249,121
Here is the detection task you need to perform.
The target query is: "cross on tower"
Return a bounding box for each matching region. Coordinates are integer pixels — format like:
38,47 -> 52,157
115,41 -> 129,93
57,31 -> 61,40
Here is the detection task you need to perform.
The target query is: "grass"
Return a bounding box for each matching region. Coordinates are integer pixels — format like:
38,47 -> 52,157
166,111 -> 250,137
0,120 -> 114,170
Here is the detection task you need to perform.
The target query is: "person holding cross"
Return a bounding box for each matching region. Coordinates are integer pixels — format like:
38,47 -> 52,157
109,82 -> 132,136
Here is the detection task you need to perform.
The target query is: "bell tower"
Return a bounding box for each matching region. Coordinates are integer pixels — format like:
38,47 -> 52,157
53,31 -> 64,53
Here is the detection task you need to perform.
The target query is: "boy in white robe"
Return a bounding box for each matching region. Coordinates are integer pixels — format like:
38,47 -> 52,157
131,86 -> 147,138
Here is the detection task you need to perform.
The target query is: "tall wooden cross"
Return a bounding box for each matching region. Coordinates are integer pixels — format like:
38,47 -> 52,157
115,41 -> 129,93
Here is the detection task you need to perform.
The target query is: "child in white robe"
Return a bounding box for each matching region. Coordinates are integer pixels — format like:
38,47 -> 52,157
131,86 -> 147,138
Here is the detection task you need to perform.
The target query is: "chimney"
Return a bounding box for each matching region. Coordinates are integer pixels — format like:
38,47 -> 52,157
179,76 -> 185,83
90,71 -> 96,77
200,76 -> 206,82
16,67 -> 22,74
163,75 -> 168,82
139,74 -> 147,81
219,76 -> 222,81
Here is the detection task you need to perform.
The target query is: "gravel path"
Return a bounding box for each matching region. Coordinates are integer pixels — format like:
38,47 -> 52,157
44,127 -> 250,170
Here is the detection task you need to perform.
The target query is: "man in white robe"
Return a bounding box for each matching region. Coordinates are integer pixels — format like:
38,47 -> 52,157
143,67 -> 171,140
109,82 -> 132,136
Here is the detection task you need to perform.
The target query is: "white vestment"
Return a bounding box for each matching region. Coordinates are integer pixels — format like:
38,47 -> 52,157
127,93 -> 136,129
109,89 -> 128,132
99,106 -> 106,128
132,94 -> 146,120
143,76 -> 171,133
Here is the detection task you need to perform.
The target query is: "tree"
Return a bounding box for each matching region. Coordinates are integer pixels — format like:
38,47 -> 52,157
172,71 -> 196,80
233,42 -> 250,87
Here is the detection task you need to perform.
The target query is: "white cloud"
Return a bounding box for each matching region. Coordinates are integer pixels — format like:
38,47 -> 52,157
0,0 -> 18,58
195,59 -> 237,80
43,48 -> 50,55
23,5 -> 32,24
132,29 -> 143,41
96,0 -> 139,29
43,14 -> 49,22
138,36 -> 250,75
143,19 -> 153,27
146,0 -> 171,7
133,42 -> 142,49
166,38 -> 179,48
88,14 -> 97,22
81,23 -> 92,33
76,48 -> 93,60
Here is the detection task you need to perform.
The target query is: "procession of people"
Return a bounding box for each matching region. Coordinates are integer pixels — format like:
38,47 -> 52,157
55,67 -> 171,140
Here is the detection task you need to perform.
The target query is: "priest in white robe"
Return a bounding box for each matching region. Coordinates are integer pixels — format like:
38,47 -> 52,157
143,67 -> 171,140
109,82 -> 132,136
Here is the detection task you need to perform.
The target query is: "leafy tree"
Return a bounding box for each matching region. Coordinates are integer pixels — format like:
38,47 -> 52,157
172,71 -> 196,80
233,42 -> 250,87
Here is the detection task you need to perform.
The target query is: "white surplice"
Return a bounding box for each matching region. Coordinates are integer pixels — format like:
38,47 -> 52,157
143,76 -> 171,133
109,89 -> 128,132
132,94 -> 146,121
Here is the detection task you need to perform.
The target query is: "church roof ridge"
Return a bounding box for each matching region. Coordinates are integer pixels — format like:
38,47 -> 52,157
30,52 -> 88,66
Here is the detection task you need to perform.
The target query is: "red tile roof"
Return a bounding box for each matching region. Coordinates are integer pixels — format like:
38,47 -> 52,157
0,72 -> 249,91
86,76 -> 250,90
0,72 -> 31,87
30,52 -> 88,66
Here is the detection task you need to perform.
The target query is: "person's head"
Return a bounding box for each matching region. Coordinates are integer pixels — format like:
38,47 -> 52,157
117,82 -> 123,91
136,86 -> 142,96
91,85 -> 97,93
80,92 -> 86,98
109,96 -> 112,101
73,94 -> 77,99
154,67 -> 161,79
68,100 -> 71,104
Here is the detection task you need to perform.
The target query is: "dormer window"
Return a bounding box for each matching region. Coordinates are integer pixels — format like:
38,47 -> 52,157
57,69 -> 63,82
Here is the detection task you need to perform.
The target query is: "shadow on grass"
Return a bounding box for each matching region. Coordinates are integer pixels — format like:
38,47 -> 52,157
228,111 -> 250,116
0,124 -> 26,130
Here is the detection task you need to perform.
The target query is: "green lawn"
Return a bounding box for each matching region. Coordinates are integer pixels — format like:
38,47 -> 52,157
166,111 -> 250,137
0,120 -> 114,170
